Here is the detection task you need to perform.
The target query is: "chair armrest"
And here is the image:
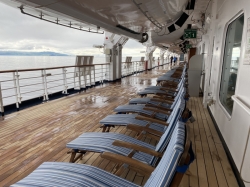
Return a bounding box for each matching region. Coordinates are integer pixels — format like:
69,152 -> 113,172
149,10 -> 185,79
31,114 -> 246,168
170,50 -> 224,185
160,87 -> 177,92
150,98 -> 174,104
127,124 -> 163,137
155,92 -> 175,98
101,152 -> 155,177
161,83 -> 178,88
112,140 -> 163,157
153,95 -> 175,101
143,107 -> 170,115
135,115 -> 169,126
145,104 -> 173,112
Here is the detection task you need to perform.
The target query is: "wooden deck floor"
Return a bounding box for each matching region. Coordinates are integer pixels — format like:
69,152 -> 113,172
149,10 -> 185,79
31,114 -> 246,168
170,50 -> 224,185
0,66 -> 238,187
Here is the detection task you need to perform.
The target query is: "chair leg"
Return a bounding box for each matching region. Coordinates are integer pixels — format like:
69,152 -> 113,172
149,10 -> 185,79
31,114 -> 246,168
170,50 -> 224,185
69,152 -> 76,163
80,153 -> 84,160
102,126 -> 107,132
74,152 -> 85,162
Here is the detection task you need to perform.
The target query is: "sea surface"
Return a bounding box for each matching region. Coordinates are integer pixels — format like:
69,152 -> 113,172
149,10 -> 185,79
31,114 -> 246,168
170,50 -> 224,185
0,56 -> 141,106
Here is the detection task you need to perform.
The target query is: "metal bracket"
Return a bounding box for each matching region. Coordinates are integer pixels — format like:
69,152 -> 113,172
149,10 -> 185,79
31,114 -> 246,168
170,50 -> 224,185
19,6 -> 104,34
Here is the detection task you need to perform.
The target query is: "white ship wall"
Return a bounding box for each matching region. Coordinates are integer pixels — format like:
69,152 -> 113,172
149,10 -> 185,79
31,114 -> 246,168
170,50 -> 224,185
201,0 -> 250,185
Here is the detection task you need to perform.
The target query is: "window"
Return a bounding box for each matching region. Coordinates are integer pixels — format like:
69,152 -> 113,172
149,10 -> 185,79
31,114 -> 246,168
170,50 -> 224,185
219,15 -> 244,115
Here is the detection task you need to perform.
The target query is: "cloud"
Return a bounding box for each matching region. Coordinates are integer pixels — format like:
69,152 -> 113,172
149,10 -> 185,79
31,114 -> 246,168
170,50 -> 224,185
0,2 -> 147,57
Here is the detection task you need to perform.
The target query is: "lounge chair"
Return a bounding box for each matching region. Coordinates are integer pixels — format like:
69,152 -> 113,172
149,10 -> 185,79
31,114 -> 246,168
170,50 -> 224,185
157,70 -> 187,83
113,89 -> 187,121
67,106 -> 185,164
100,96 -> 186,132
144,75 -> 186,91
11,122 -> 194,187
129,86 -> 186,108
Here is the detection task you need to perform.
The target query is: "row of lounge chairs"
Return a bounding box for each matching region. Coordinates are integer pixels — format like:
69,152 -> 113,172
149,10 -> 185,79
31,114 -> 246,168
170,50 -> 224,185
11,63 -> 195,187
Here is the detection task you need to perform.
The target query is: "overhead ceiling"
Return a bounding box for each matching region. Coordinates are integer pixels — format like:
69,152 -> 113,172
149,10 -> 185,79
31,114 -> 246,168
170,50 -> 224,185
0,0 -> 212,51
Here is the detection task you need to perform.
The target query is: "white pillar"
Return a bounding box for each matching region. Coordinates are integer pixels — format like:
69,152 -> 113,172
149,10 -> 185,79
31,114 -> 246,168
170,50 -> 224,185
202,0 -> 218,107
104,32 -> 128,81
160,49 -> 167,65
116,44 -> 123,79
146,46 -> 156,70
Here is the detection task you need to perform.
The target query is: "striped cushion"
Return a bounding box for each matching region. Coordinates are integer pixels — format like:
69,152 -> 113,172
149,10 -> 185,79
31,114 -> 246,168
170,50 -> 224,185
67,132 -> 155,164
150,111 -> 184,166
166,96 -> 185,125
11,122 -> 186,187
100,114 -> 149,126
129,98 -> 171,109
67,96 -> 186,167
157,68 -> 186,82
100,114 -> 165,132
138,89 -> 178,96
114,105 -> 169,121
10,162 -> 139,187
145,77 -> 184,91
129,86 -> 185,111
145,122 -> 185,187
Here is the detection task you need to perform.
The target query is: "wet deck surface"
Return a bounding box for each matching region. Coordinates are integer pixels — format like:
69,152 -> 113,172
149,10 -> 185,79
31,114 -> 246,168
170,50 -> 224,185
0,65 -> 238,186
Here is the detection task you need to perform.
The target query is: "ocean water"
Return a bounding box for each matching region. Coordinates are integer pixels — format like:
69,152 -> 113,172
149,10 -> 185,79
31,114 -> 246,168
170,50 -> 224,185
0,56 -> 141,106
0,56 -> 105,71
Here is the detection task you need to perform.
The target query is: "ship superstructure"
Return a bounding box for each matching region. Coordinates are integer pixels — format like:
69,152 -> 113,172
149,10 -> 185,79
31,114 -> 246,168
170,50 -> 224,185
0,0 -> 249,186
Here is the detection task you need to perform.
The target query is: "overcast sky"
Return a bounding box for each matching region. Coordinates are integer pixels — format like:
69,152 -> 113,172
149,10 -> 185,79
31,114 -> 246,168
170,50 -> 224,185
0,2 -> 157,57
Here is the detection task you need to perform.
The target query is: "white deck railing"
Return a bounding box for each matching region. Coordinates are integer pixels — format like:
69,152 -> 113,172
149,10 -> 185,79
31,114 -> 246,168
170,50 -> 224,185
0,63 -> 109,114
0,59 -> 169,114
121,61 -> 146,77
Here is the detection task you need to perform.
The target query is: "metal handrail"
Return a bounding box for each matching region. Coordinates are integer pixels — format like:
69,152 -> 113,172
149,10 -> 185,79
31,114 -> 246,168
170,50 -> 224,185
0,63 -> 110,73
0,64 -> 109,113
0,61 -> 150,115
121,61 -> 145,76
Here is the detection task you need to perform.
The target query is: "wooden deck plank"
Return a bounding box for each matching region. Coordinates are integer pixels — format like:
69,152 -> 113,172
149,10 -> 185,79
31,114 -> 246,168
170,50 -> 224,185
190,98 -> 209,187
196,98 -> 229,187
0,67 -> 240,187
197,99 -> 238,187
186,100 -> 199,187
194,98 -> 219,187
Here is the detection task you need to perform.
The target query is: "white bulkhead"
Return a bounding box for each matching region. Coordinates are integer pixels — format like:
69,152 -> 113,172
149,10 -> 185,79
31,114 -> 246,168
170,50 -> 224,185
199,0 -> 250,185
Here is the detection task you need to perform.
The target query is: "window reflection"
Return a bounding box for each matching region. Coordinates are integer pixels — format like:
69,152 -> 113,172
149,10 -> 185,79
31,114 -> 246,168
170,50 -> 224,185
219,15 -> 244,115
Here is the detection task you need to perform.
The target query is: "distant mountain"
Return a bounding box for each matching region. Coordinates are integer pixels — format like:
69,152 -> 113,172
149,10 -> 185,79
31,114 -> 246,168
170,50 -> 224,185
0,51 -> 68,56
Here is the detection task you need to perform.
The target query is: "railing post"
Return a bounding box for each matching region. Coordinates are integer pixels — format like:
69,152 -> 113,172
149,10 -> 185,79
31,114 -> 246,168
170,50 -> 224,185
132,62 -> 134,74
41,69 -> 49,101
89,66 -> 92,86
135,62 -> 136,74
62,68 -> 68,94
83,67 -> 87,88
0,82 -> 4,116
93,65 -> 96,85
133,62 -> 134,74
101,65 -> 103,83
127,63 -> 129,76
78,67 -> 82,90
13,71 -> 20,111
136,62 -> 138,74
